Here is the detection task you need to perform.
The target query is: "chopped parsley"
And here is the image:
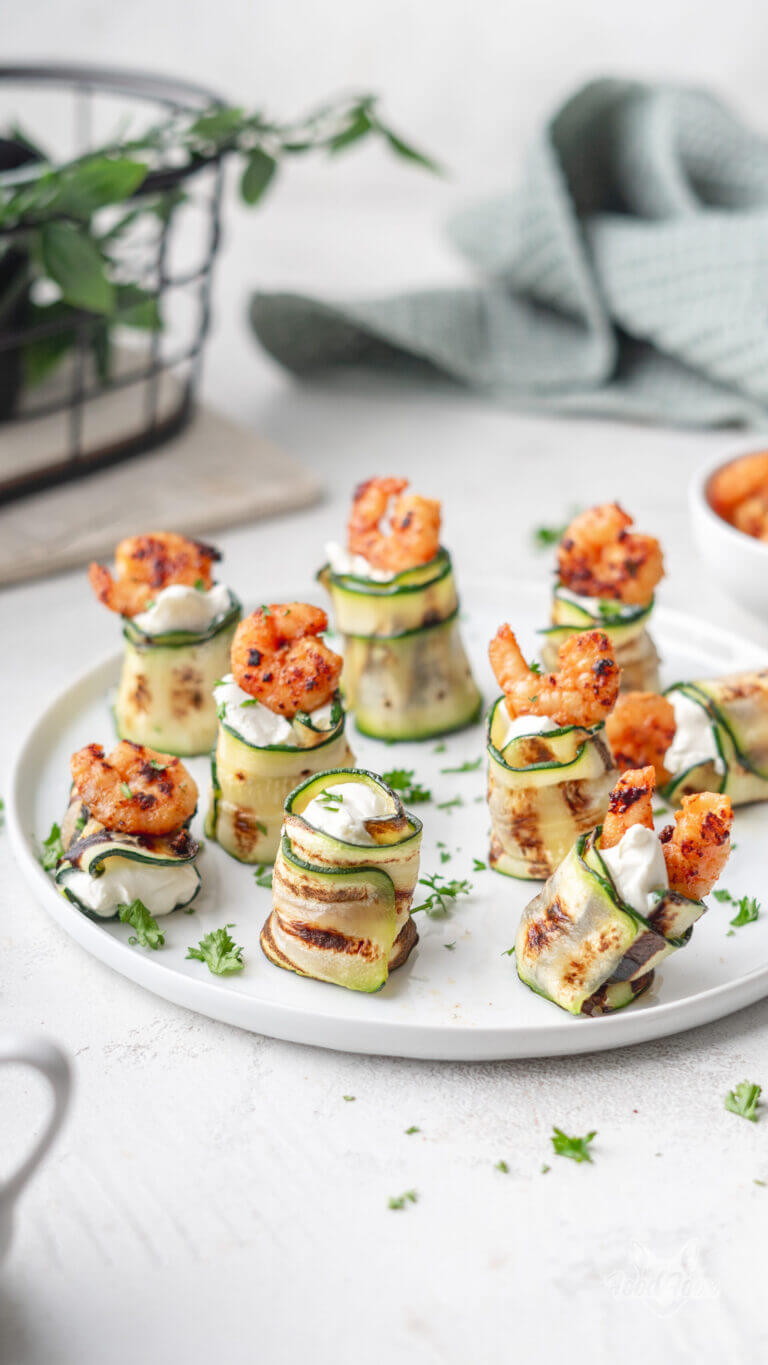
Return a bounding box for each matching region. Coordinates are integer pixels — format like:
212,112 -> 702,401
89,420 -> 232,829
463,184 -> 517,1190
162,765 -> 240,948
440,757 -> 482,774
412,873 -> 472,918
120,782 -> 133,799
260,604 -> 271,616
388,1190 -> 418,1210
436,796 -> 463,812
404,1125 -> 420,1135
495,1160 -> 509,1174
501,945 -> 515,957
41,821 -> 65,870
551,1127 -> 596,1164
381,768 -> 432,804
444,941 -> 456,951
541,1164 -> 551,1175
713,888 -> 734,903
253,864 -> 273,889
148,759 -> 166,771
725,1080 -> 762,1123
472,858 -> 487,872
532,521 -> 567,550
730,896 -> 760,928
118,899 -> 165,950
652,806 -> 669,818
528,660 -> 542,675
186,924 -> 244,975
343,1095 -> 356,1102
433,742 -> 447,754
194,577 -> 205,590
439,849 -> 452,864
256,820 -> 268,835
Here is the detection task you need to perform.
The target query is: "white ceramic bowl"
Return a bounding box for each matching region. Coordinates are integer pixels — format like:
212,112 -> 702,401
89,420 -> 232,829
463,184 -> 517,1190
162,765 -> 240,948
690,444 -> 768,620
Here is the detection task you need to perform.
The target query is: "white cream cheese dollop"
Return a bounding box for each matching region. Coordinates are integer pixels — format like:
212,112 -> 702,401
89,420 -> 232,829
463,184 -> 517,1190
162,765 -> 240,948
301,781 -> 390,845
498,703 -> 559,750
213,676 -> 335,749
133,582 -> 232,636
64,858 -> 199,918
556,587 -> 644,620
664,692 -> 725,777
325,541 -> 396,583
599,824 -> 668,916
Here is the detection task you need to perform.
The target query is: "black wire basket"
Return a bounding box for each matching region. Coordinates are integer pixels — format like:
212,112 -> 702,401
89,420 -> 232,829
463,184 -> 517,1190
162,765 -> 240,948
0,63 -> 225,505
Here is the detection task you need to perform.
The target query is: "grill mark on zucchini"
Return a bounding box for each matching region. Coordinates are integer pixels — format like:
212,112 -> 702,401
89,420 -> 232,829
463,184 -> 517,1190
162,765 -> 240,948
283,920 -> 378,958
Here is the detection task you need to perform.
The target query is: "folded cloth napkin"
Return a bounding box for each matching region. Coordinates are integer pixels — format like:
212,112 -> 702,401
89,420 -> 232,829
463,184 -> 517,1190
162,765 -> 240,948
249,78 -> 768,427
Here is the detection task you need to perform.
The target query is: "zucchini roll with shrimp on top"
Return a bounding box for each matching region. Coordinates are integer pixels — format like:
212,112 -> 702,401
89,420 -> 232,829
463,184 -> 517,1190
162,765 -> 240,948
89,532 -> 241,756
206,603 -> 354,864
262,768 -> 422,992
50,741 -> 201,919
607,670 -> 768,807
487,627 -> 619,879
515,767 -> 733,1015
541,504 -> 664,692
318,477 -> 481,741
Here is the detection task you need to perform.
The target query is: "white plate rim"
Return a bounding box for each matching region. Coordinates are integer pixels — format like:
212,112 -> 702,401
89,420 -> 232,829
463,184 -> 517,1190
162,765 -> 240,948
8,592 -> 768,1061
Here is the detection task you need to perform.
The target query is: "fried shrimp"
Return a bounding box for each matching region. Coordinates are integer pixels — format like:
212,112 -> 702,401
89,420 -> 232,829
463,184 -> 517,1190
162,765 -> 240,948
488,627 -> 619,727
605,690 -> 676,785
70,741 -> 198,835
600,766 -> 656,849
231,603 -> 343,718
557,503 -> 664,604
88,532 -> 221,617
709,452 -> 768,542
660,792 -> 733,900
347,477 -> 441,572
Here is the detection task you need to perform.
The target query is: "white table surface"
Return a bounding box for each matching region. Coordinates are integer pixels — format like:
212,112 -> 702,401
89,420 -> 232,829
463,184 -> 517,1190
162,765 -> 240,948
3,185 -> 768,1364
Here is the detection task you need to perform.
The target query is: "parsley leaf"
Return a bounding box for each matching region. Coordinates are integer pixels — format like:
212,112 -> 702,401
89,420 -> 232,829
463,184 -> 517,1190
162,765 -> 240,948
404,1125 -> 420,1135
41,821 -> 65,870
444,941 -> 456,950
472,857 -> 487,871
433,742 -> 447,754
381,768 -> 432,804
495,1159 -> 509,1174
541,1164 -> 551,1175
725,1080 -> 762,1123
120,782 -> 133,799
439,849 -> 452,863
186,924 -> 245,975
436,796 -> 463,812
253,864 -> 273,889
713,888 -> 734,903
532,521 -> 567,550
551,1127 -> 596,1164
440,757 -> 482,774
194,577 -> 205,590
388,1189 -> 418,1210
343,1095 -> 355,1102
411,873 -> 472,918
730,896 -> 760,928
118,899 -> 165,949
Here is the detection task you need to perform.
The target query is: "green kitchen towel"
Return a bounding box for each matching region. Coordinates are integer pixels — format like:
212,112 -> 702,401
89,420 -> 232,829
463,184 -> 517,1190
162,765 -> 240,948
249,78 -> 768,427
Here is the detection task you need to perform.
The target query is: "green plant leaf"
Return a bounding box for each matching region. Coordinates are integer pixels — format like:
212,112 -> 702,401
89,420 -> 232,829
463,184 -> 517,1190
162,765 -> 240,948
240,148 -> 277,205
329,109 -> 373,153
114,283 -> 161,330
40,222 -> 114,314
188,107 -> 245,144
56,157 -> 148,217
381,128 -> 441,174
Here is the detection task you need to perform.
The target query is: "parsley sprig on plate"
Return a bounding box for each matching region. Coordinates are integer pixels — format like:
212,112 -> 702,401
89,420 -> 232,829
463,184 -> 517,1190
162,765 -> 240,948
551,1127 -> 596,1164
41,821 -> 65,870
713,888 -> 760,930
381,768 -> 432,804
187,925 -> 245,975
725,1080 -> 762,1123
411,873 -> 472,919
119,899 -> 165,949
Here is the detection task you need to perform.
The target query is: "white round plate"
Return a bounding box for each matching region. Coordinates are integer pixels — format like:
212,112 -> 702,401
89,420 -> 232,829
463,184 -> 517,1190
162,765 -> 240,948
9,579 -> 768,1060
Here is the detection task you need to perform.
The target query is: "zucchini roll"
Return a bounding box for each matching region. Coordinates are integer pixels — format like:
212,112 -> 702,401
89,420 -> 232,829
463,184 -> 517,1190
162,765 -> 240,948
89,532 -> 241,756
53,742 -> 201,919
540,504 -> 664,693
206,603 -> 353,863
606,673 -> 768,807
262,768 -> 422,992
515,768 -> 733,1015
487,626 -> 619,879
319,477 -> 481,740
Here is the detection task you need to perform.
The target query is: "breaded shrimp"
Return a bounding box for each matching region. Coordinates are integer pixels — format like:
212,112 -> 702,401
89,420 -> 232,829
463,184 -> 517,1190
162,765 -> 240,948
660,793 -> 733,900
557,503 -> 664,605
231,603 -> 342,718
600,766 -> 656,849
70,741 -> 198,835
89,532 -> 221,617
347,477 -> 441,572
489,627 -> 619,728
605,690 -> 676,785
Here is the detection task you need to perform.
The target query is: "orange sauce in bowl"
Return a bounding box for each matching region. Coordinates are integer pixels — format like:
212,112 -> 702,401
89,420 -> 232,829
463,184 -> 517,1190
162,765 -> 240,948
707,451 -> 768,543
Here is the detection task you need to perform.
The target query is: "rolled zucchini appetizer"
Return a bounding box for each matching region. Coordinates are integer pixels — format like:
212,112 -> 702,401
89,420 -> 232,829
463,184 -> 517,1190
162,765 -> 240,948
88,531 -> 241,756
540,504 -> 664,693
606,672 -> 768,807
319,478 -> 481,740
514,768 -> 733,1015
487,626 -> 619,880
262,768 -> 423,992
206,603 -> 353,863
51,741 -> 201,920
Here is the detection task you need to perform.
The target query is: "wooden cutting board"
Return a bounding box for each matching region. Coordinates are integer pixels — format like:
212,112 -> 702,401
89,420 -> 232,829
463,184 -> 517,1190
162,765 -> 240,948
0,404 -> 322,586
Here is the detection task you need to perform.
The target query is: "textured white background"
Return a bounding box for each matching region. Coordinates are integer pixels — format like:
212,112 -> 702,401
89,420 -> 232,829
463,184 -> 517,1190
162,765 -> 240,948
3,6 -> 768,1363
